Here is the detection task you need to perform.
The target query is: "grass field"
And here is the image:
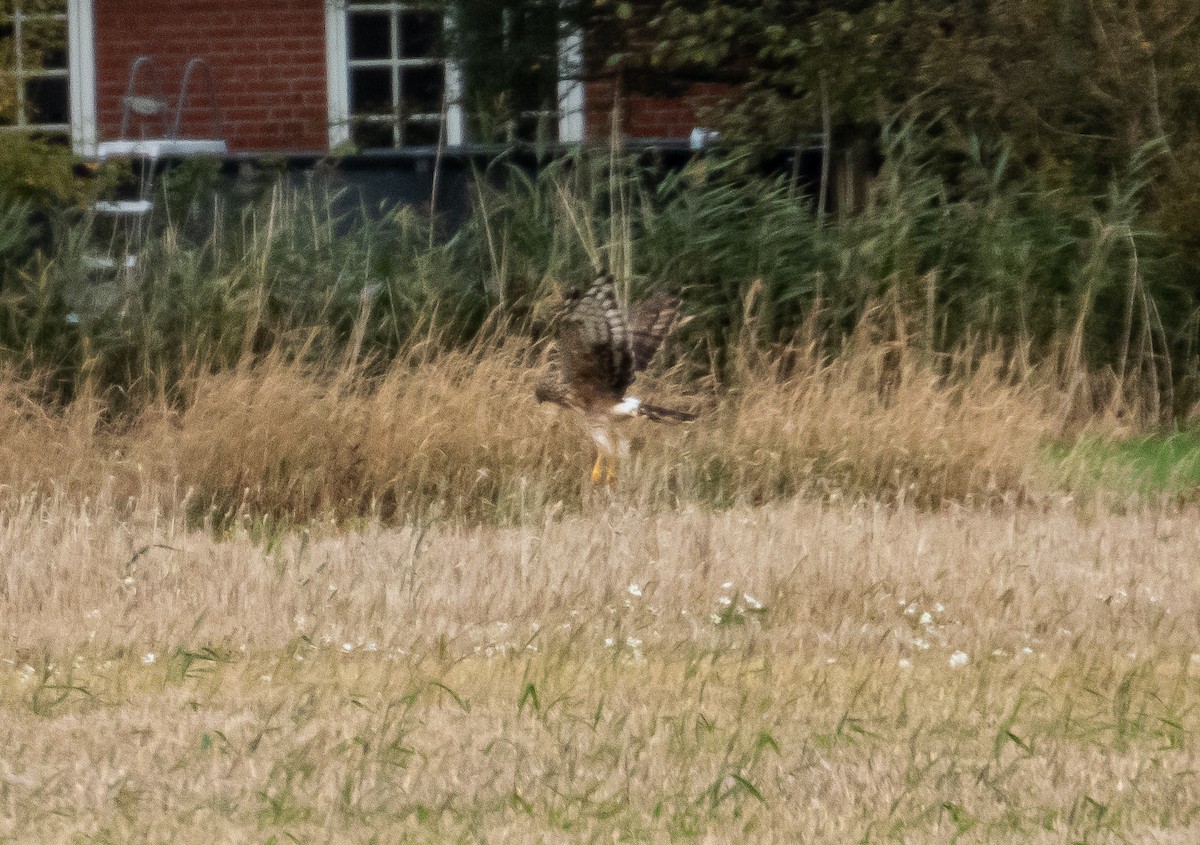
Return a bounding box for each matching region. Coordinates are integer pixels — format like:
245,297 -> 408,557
1,337 -> 1200,843
2,494 -> 1199,843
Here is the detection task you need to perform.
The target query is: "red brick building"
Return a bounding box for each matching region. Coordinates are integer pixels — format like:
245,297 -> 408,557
5,0 -> 724,157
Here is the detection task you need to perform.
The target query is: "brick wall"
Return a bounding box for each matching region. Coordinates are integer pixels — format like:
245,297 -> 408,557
91,2 -> 729,154
584,80 -> 730,142
93,0 -> 329,154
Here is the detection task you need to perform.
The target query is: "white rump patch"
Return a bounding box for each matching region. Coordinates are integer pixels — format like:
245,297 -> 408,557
611,397 -> 642,417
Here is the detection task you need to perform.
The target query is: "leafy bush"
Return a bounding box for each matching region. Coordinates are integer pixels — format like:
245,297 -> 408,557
0,126 -> 1195,422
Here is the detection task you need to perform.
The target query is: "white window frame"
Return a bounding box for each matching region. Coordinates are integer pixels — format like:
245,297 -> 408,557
0,0 -> 95,154
556,25 -> 582,144
324,0 -> 581,151
67,0 -> 96,155
326,0 -> 460,150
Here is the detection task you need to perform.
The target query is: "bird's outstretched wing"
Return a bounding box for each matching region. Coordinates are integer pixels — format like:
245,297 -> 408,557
534,350 -> 571,407
628,292 -> 682,372
556,273 -> 634,401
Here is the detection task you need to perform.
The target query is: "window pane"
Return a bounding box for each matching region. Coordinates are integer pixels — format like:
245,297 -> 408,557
26,74 -> 67,123
401,65 -> 443,115
515,113 -> 556,143
512,61 -> 556,113
24,16 -> 66,69
348,12 -> 390,61
404,119 -> 439,146
352,119 -> 394,149
400,11 -> 439,58
350,67 -> 393,115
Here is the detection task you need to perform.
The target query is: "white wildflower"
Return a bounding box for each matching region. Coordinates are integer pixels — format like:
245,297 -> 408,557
898,658 -> 913,669
743,593 -> 763,611
341,642 -> 354,653
919,611 -> 933,626
141,652 -> 156,665
948,650 -> 969,669
627,583 -> 643,598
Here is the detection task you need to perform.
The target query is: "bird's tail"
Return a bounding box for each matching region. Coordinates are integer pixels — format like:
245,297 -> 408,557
638,402 -> 697,423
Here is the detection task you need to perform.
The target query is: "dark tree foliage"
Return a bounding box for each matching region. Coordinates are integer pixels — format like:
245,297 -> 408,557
647,1 -> 1200,214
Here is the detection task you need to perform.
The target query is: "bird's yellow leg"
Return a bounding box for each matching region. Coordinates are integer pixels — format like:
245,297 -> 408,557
591,453 -> 604,484
606,454 -> 618,484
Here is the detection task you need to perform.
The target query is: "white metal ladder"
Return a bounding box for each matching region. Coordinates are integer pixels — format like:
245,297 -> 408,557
77,56 -> 228,311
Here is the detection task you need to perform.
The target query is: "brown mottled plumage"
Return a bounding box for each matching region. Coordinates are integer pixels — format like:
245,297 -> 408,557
536,273 -> 695,483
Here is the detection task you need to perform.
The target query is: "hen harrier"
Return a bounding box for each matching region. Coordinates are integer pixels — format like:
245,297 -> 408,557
535,272 -> 696,484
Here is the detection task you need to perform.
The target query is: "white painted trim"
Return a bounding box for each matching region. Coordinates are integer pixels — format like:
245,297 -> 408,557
67,0 -> 97,154
444,58 -> 465,146
557,24 -> 583,143
441,8 -> 464,145
324,0 -> 351,149
95,138 -> 228,159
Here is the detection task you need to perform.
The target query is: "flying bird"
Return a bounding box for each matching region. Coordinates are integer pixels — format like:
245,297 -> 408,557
535,272 -> 696,484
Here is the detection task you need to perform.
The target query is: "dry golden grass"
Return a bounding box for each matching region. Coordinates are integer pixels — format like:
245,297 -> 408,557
0,333 -> 1062,523
5,336 -> 1194,842
1,493 -> 1199,843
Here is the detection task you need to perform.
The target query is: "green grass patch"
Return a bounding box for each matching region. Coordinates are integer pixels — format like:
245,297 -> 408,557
1052,430 -> 1200,498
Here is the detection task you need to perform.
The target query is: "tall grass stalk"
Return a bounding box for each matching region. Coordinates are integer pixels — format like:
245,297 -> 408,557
0,119 -> 1193,428
0,318 -> 1063,525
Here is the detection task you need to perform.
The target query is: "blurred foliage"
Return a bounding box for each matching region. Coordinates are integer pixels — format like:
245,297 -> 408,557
0,134 -> 99,208
0,0 -> 1195,427
648,1 -> 1200,236
0,139 -> 1191,420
